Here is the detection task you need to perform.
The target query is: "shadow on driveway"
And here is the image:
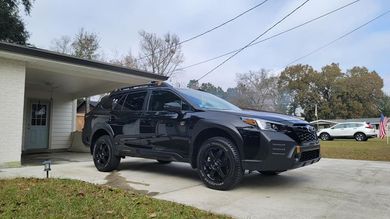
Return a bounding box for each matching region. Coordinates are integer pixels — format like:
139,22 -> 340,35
117,159 -> 310,190
21,152 -> 92,166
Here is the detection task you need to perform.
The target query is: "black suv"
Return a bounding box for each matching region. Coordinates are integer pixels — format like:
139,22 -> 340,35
82,82 -> 320,190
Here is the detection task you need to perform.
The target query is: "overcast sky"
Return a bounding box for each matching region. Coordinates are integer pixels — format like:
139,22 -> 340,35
23,0 -> 390,93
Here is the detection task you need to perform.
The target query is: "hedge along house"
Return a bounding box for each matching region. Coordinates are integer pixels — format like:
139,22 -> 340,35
0,42 -> 167,167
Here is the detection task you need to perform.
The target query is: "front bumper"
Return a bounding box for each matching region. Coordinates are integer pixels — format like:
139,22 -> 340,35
240,129 -> 321,171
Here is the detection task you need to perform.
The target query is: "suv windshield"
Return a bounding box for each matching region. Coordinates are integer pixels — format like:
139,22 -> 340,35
178,88 -> 241,111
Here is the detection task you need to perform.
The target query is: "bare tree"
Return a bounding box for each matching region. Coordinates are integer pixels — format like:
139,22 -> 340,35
50,28 -> 100,60
72,28 -> 100,60
50,36 -> 72,54
234,69 -> 280,111
137,30 -> 184,76
110,51 -> 139,69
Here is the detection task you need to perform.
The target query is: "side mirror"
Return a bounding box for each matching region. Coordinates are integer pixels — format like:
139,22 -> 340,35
163,102 -> 182,114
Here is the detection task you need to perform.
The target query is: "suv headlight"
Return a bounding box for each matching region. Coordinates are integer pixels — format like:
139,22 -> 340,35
241,117 -> 288,132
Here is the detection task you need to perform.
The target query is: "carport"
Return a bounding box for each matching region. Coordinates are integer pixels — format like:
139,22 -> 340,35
0,42 -> 167,167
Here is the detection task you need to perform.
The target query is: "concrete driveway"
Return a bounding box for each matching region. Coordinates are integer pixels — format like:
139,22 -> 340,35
1,154 -> 390,218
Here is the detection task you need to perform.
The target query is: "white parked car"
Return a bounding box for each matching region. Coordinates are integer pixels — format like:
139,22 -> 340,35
317,122 -> 376,141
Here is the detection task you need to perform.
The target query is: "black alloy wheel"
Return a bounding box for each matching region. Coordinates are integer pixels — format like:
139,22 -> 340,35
197,137 -> 243,190
93,135 -> 120,172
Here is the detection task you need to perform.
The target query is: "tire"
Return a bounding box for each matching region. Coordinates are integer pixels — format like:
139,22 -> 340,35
320,133 -> 331,141
157,160 -> 172,164
354,132 -> 367,141
93,135 -> 120,172
197,137 -> 243,190
259,171 -> 284,176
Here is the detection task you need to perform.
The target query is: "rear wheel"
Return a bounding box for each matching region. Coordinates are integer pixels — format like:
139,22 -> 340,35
197,137 -> 243,190
320,133 -> 331,141
354,132 -> 367,141
157,160 -> 172,164
93,135 -> 120,172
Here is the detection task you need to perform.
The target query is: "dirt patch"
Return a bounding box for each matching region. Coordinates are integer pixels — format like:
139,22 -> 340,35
104,171 -> 158,196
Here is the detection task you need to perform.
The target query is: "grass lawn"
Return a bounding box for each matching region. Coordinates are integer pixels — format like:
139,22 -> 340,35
0,178 -> 229,219
320,138 -> 390,161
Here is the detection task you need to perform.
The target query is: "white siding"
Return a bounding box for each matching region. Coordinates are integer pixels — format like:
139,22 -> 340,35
24,88 -> 76,151
0,59 -> 25,166
50,97 -> 74,150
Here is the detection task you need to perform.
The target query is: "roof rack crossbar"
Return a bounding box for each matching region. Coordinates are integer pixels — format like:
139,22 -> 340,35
113,81 -> 171,93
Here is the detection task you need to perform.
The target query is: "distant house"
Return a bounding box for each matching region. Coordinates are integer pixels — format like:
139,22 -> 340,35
311,118 -> 381,131
77,100 -> 98,114
76,100 -> 99,131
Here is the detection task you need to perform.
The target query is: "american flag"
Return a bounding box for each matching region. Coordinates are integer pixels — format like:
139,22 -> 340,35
379,113 -> 389,139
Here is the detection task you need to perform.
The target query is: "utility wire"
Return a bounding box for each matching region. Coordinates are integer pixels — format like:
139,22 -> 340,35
196,0 -> 311,81
180,0 -> 270,44
286,9 -> 390,66
172,0 -> 360,73
135,0 -> 270,62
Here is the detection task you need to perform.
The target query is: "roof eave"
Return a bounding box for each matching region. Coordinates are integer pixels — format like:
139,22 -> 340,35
0,41 -> 168,81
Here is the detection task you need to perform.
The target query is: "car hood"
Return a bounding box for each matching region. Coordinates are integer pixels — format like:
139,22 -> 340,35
218,109 -> 308,126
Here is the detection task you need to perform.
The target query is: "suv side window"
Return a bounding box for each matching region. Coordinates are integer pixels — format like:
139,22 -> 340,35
148,90 -> 190,111
112,94 -> 126,111
343,124 -> 352,128
98,96 -> 112,111
333,124 -> 344,129
122,91 -> 147,111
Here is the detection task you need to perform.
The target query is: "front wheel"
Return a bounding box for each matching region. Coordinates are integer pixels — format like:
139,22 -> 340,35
93,135 -> 120,172
197,137 -> 243,190
354,132 -> 367,141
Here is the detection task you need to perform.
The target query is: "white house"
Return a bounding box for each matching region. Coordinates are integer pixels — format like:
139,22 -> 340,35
0,42 -> 167,167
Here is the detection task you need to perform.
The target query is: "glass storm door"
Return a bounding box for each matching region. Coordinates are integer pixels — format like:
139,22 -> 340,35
25,101 -> 49,150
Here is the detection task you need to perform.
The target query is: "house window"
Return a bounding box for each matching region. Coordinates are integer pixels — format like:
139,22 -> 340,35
31,103 -> 47,126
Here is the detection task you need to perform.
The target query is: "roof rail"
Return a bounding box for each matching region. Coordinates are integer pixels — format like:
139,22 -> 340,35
112,81 -> 172,93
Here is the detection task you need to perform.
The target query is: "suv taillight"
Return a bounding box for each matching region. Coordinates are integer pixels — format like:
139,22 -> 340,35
365,124 -> 374,129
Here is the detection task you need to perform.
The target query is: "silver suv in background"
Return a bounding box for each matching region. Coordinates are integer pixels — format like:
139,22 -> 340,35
317,122 -> 376,141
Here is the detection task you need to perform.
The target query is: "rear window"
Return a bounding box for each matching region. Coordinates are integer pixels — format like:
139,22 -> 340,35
112,95 -> 126,111
97,96 -> 112,111
96,94 -> 126,111
122,92 -> 147,111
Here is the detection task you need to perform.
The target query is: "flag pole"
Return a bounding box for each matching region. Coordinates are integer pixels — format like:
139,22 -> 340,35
386,121 -> 389,144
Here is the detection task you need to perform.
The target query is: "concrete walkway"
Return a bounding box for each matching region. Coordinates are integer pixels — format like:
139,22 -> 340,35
1,154 -> 390,218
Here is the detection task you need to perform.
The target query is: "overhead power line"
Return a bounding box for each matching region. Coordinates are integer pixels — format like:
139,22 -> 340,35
180,0 -> 270,45
285,9 -> 390,66
135,0 -> 270,62
196,0 -> 311,81
172,0 -> 360,74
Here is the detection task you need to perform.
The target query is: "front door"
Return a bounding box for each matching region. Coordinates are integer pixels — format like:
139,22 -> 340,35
141,89 -> 191,157
25,100 -> 49,150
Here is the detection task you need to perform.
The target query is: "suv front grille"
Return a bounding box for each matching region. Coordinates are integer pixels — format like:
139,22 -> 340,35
299,149 -> 320,162
297,131 -> 318,143
286,125 -> 318,144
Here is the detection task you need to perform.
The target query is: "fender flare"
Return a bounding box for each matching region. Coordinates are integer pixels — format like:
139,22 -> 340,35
189,119 -> 244,167
89,123 -> 115,153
